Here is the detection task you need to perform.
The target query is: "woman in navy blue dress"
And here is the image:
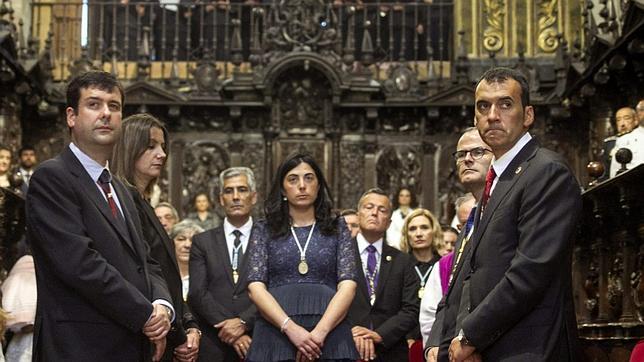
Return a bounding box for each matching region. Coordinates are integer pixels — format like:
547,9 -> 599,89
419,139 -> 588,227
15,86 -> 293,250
246,152 -> 359,362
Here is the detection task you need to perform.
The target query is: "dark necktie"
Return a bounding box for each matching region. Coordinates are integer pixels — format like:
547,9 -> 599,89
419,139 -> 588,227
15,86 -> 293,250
366,245 -> 378,301
480,167 -> 497,213
232,230 -> 242,283
97,169 -> 119,218
464,206 -> 477,236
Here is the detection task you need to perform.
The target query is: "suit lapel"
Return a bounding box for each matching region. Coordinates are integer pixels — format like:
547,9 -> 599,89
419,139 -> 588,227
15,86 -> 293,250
112,180 -> 144,259
374,244 -> 395,305
63,149 -> 137,256
214,228 -> 236,287
234,227 -> 254,293
470,139 -> 540,258
353,239 -> 371,304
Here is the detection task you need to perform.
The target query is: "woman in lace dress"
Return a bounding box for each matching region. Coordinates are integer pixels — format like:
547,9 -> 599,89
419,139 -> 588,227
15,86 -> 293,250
246,152 -> 359,362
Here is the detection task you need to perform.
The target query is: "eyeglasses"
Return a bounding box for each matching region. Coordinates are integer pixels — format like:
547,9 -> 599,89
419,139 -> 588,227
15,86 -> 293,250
452,147 -> 492,162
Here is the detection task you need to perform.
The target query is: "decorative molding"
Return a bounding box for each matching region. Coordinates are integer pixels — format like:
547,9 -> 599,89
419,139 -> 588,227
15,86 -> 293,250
482,0 -> 505,53
537,0 -> 559,53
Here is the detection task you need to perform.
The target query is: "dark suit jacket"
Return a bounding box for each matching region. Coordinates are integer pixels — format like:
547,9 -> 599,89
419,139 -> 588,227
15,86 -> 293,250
26,147 -> 171,362
347,241 -> 419,361
426,222 -> 473,362
459,138 -> 582,361
189,224 -> 257,362
131,189 -> 199,360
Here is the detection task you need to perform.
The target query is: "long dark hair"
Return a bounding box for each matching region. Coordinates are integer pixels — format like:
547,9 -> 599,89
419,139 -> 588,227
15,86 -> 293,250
112,113 -> 169,196
264,152 -> 337,238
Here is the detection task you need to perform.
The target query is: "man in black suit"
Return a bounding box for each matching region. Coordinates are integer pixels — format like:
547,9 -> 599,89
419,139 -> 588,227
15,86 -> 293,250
189,166 -> 258,361
449,67 -> 581,361
423,127 -> 492,362
347,188 -> 419,361
26,71 -> 173,361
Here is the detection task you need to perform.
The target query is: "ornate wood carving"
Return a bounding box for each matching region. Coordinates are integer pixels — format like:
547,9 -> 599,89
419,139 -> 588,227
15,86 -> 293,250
339,142 -> 364,210
482,0 -> 505,53
180,141 -> 231,215
537,0 -> 559,53
375,145 -> 422,202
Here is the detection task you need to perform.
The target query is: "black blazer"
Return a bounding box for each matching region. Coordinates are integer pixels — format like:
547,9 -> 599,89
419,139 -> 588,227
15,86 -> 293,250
459,139 -> 582,361
26,147 -> 171,362
189,224 -> 257,362
347,241 -> 419,361
131,189 -> 199,359
426,223 -> 473,362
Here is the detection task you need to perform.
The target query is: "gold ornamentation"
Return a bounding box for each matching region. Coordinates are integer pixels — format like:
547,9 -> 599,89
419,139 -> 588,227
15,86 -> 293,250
538,0 -> 559,52
483,0 -> 505,52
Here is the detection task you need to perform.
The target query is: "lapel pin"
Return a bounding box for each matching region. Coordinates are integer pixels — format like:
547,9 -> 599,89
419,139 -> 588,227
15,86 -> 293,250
386,255 -> 392,262
515,166 -> 522,174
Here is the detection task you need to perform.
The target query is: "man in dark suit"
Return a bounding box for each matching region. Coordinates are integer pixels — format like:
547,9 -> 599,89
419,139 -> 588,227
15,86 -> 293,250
423,127 -> 492,362
449,67 -> 581,361
26,71 -> 173,362
189,167 -> 258,361
347,188 -> 419,361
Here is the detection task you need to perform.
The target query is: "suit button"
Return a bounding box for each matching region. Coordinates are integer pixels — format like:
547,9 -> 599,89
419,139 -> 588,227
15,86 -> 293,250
468,307 -> 472,312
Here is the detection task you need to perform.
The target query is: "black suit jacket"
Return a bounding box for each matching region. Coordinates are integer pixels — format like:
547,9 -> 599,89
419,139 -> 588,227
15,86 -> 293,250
26,146 -> 171,362
347,241 -> 419,361
459,138 -> 582,361
426,222 -> 473,362
131,189 -> 199,359
189,224 -> 257,362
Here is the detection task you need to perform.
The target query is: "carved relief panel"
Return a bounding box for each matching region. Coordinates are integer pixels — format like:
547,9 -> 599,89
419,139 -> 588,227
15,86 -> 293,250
179,140 -> 231,217
375,144 -> 423,203
339,141 -> 365,210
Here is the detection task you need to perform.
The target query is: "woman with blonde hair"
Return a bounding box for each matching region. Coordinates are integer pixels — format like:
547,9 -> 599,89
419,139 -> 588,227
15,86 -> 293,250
399,208 -> 443,357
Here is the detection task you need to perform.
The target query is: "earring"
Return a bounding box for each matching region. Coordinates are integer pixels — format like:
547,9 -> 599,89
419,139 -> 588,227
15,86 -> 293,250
282,196 -> 287,201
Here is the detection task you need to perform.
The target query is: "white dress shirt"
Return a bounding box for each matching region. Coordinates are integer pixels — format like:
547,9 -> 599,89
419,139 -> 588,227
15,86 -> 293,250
223,217 -> 253,264
356,233 -> 383,272
419,264 -> 443,348
610,126 -> 644,177
490,132 -> 532,195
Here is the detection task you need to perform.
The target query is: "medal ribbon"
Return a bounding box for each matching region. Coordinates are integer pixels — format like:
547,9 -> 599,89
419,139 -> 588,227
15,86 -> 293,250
291,222 -> 316,263
415,264 -> 434,289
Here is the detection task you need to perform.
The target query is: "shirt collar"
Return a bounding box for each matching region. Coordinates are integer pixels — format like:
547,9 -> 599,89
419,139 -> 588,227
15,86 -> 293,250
491,132 -> 532,177
223,217 -> 253,237
69,142 -> 108,183
357,233 -> 383,255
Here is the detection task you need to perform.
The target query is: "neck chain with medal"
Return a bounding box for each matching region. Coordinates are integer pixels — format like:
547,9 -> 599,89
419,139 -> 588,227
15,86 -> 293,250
231,240 -> 243,284
415,263 -> 435,299
365,255 -> 381,305
291,221 -> 316,275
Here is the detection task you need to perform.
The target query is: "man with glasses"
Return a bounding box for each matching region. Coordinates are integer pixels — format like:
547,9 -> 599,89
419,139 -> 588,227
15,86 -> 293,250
422,127 -> 492,362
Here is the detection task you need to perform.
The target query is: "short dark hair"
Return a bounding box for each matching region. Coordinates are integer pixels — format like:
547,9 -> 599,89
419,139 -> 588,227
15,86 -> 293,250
66,71 -> 124,113
265,152 -> 337,238
441,224 -> 459,235
357,187 -> 393,217
18,145 -> 35,157
0,144 -> 11,154
476,67 -> 530,108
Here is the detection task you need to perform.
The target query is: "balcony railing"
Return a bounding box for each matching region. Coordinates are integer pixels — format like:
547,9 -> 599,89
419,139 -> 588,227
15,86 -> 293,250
31,0 -> 453,81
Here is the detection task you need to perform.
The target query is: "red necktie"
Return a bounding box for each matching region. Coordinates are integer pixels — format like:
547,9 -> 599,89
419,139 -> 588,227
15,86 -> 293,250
481,167 -> 497,212
97,169 -> 119,218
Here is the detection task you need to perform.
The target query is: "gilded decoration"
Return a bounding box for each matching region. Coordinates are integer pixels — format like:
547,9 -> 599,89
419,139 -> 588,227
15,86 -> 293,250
482,0 -> 505,53
537,0 -> 559,53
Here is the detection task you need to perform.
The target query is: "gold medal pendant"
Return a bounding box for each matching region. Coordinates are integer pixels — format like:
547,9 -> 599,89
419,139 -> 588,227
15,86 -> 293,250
418,286 -> 425,299
233,270 -> 239,284
298,259 -> 309,275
